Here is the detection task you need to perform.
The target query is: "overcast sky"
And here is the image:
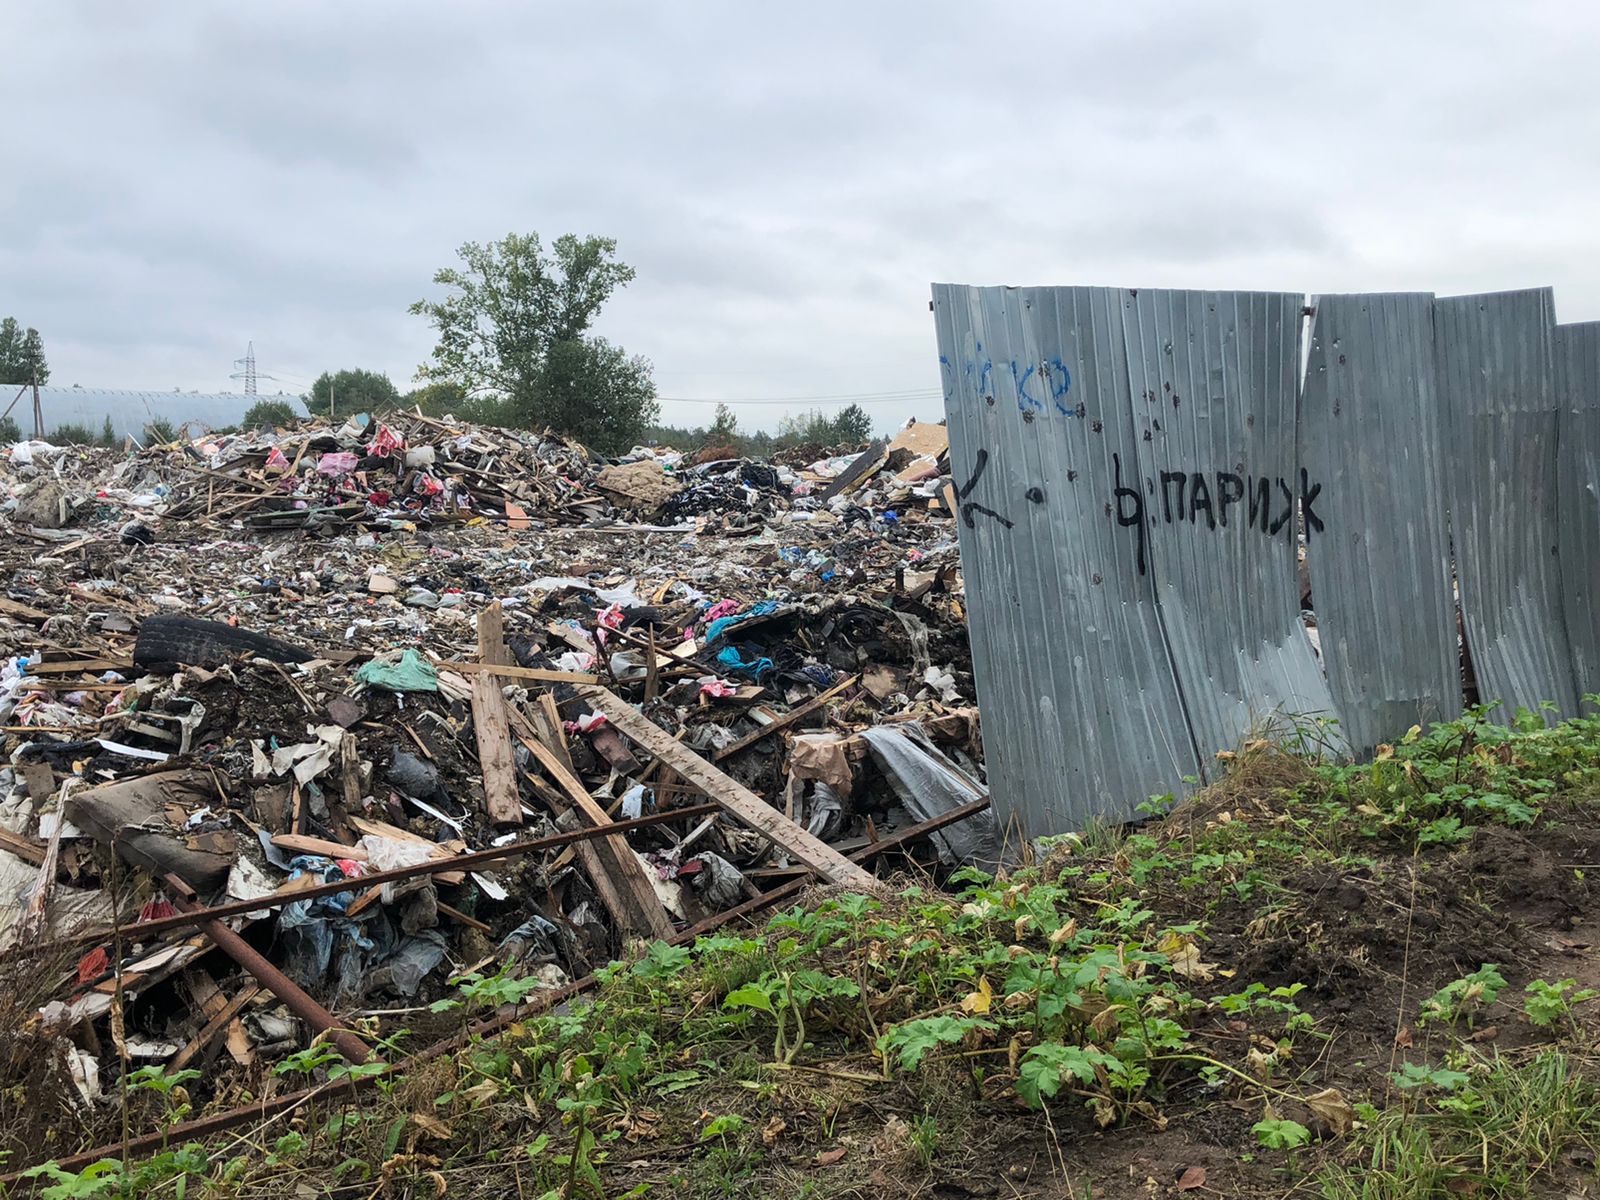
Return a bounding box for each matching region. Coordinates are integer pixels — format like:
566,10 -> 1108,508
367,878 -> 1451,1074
4,2 -> 1597,432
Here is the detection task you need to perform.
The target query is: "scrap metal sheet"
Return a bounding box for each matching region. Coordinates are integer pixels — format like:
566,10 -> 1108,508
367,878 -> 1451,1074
1434,289 -> 1578,719
1300,293 -> 1460,754
1553,321 -> 1600,703
1121,289 -> 1339,758
932,284 -> 1202,834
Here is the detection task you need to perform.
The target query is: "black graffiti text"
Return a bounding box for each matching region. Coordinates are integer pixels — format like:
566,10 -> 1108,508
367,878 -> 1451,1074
1114,456 -> 1325,576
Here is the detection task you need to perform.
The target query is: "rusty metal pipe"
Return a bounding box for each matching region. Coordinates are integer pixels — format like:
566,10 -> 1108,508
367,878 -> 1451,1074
11,802 -> 720,959
16,797 -> 993,1182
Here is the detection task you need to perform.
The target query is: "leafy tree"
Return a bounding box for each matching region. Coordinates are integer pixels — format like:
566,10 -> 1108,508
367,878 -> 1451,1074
52,422 -> 94,444
0,318 -> 49,385
98,416 -> 117,447
242,399 -> 301,429
832,403 -> 873,444
144,419 -> 177,445
776,408 -> 851,446
304,369 -> 400,419
705,403 -> 739,447
410,232 -> 659,454
0,415 -> 18,443
404,381 -> 468,416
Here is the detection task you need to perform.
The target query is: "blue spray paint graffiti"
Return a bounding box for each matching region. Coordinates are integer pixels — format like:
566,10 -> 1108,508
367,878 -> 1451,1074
1012,362 -> 1042,412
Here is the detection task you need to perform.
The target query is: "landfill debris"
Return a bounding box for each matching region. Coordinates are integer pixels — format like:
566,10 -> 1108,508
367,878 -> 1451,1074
0,409 -> 984,1125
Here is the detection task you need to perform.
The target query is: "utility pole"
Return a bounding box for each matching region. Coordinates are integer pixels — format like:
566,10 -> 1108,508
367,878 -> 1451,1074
31,369 -> 41,439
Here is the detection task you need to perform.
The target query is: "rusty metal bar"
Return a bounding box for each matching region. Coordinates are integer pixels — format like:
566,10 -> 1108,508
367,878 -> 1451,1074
8,795 -> 991,1181
10,802 -> 720,959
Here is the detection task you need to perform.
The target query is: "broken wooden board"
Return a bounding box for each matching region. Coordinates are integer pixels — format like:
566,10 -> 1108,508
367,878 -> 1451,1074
817,440 -> 888,503
712,673 -> 859,761
509,710 -> 673,940
471,603 -> 523,828
579,686 -> 878,890
443,661 -> 601,685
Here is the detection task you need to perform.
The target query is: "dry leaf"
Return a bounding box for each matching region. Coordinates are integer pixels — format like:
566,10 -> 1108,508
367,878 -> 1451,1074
1306,1087 -> 1355,1136
761,1116 -> 786,1148
622,1109 -> 660,1142
961,976 -> 994,1015
1394,1027 -> 1414,1049
410,1112 -> 453,1141
1090,1006 -> 1120,1037
1156,930 -> 1218,981
817,1147 -> 847,1167
1466,1025 -> 1499,1043
1177,1166 -> 1207,1191
1132,1100 -> 1168,1130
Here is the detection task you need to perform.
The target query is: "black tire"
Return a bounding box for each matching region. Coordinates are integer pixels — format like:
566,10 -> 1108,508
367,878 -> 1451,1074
132,614 -> 314,669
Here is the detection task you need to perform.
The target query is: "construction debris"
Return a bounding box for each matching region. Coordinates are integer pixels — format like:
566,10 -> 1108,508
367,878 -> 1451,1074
0,409 -> 984,1143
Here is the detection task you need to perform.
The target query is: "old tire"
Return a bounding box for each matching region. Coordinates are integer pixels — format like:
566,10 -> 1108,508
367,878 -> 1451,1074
133,614 -> 313,669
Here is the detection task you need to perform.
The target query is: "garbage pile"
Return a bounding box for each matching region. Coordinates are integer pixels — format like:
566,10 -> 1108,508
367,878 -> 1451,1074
2,412 -> 959,546
0,411 -> 993,1136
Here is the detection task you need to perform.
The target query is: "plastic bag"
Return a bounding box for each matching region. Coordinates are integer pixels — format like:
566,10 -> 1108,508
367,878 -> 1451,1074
355,648 -> 439,692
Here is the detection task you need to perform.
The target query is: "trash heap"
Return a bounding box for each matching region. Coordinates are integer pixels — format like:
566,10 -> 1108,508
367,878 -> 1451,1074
0,411 -> 994,1138
2,411 -> 958,544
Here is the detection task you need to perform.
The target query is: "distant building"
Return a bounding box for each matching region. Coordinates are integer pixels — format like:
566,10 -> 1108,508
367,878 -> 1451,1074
3,386 -> 298,439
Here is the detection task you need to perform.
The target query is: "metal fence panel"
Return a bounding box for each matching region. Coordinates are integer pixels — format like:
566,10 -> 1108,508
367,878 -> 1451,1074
1300,293 -> 1460,754
1434,289 -> 1578,719
933,284 -> 1202,834
1121,289 -> 1339,759
1553,321 -> 1600,703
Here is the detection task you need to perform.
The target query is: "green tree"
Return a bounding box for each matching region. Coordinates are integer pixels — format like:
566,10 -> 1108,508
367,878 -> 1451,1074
0,415 -> 18,443
243,399 -> 302,429
98,416 -> 117,447
52,422 -> 94,444
0,318 -> 49,385
304,369 -> 400,419
832,403 -> 873,444
704,403 -> 739,448
404,381 -> 468,416
410,232 -> 659,454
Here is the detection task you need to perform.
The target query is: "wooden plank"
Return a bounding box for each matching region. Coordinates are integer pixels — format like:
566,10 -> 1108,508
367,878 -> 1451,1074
172,983 -> 262,1073
272,834 -> 367,861
346,815 -> 464,884
712,673 -> 859,761
0,596 -> 50,623
533,694 -> 575,776
477,603 -> 512,668
443,661 -> 601,685
179,969 -> 254,1068
0,827 -> 45,866
509,711 -> 672,940
25,658 -> 134,676
579,686 -> 878,890
471,604 -> 523,828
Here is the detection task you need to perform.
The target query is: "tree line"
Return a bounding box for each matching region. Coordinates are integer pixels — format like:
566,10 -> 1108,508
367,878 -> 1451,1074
11,232 -> 890,455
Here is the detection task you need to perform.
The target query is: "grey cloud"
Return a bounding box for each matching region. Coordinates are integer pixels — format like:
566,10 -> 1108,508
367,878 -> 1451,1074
3,1 -> 1599,432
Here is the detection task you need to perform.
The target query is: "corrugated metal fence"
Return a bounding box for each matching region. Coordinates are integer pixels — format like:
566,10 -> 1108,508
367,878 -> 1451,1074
933,284 -> 1599,835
